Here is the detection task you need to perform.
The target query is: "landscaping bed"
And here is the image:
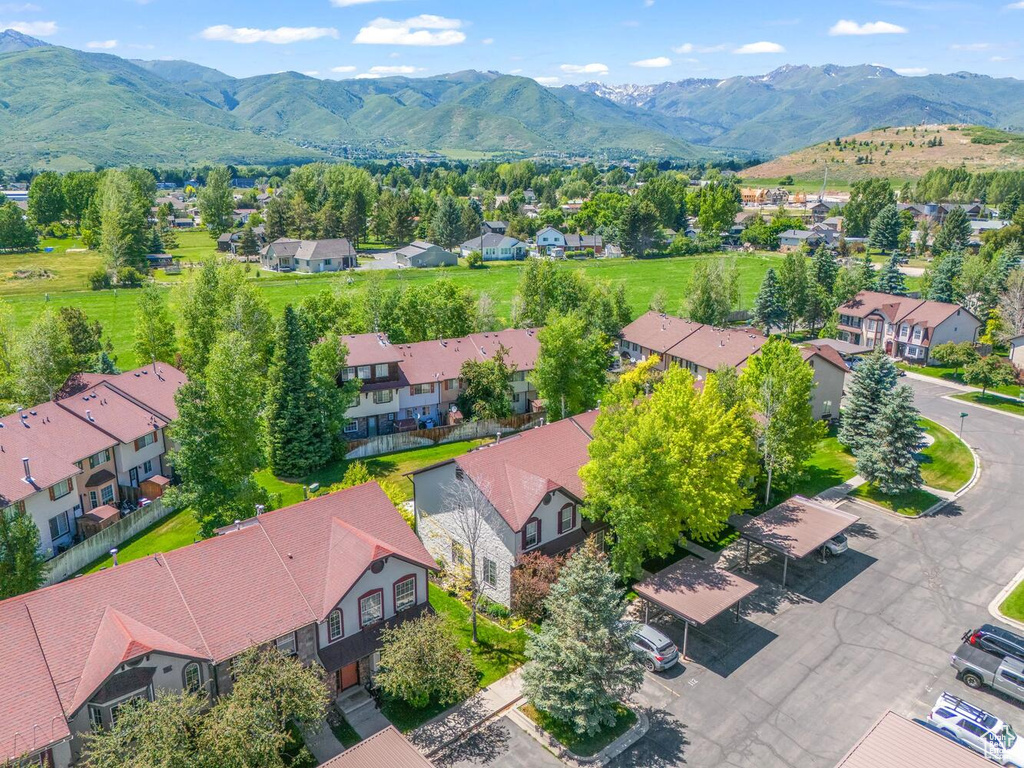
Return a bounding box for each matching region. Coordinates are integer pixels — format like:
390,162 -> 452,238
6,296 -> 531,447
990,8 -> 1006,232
519,702 -> 637,758
953,392 -> 1024,418
1000,581 -> 1024,623
849,484 -> 942,516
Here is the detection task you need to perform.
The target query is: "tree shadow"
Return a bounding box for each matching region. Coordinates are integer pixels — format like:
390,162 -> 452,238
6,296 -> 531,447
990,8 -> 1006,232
931,500 -> 964,518
432,718 -> 513,767
608,709 -> 690,767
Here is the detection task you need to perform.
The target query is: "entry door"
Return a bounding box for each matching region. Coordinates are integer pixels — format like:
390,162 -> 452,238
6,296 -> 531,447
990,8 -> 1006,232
338,663 -> 359,691
368,416 -> 378,437
129,467 -> 139,487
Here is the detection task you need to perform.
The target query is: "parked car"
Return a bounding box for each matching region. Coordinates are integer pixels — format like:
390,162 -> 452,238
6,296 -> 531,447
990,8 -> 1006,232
951,642 -> 1024,704
928,691 -> 1024,766
630,623 -> 679,672
824,533 -> 849,556
912,717 -> 975,751
965,625 -> 1024,666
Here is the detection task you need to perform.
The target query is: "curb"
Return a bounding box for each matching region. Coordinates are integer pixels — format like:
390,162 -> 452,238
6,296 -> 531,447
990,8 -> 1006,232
508,703 -> 650,767
988,564 -> 1024,633
941,393 -> 1024,423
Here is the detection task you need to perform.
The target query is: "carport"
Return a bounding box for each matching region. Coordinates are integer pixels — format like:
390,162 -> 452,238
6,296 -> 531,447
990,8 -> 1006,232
634,556 -> 760,660
730,495 -> 860,587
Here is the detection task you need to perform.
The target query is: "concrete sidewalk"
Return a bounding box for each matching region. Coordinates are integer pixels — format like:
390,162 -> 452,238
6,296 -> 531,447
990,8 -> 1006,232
408,668 -> 524,755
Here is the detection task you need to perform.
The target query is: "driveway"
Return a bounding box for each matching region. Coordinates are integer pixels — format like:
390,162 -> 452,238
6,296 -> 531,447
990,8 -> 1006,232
606,377 -> 1024,767
431,716 -> 563,768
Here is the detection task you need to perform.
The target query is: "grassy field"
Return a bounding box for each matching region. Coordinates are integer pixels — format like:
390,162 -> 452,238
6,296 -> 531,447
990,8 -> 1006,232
953,391 -> 1024,417
1000,581 -> 1024,623
0,236 -> 103,297
919,418 -> 975,492
80,506 -> 201,574
381,583 -> 528,732
899,362 -> 1022,398
255,438 -> 490,506
849,484 -> 942,516
4,244 -> 785,369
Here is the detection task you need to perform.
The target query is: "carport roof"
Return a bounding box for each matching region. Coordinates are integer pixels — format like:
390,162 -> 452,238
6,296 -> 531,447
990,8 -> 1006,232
835,711 -> 993,768
731,496 -> 860,560
634,556 -> 759,626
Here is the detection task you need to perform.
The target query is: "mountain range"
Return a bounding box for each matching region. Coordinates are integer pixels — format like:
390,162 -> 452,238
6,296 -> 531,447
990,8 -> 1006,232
4,29 -> 1024,169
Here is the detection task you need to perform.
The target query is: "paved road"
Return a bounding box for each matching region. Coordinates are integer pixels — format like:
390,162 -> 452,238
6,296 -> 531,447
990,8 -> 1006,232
432,716 -> 562,768
609,378 -> 1024,767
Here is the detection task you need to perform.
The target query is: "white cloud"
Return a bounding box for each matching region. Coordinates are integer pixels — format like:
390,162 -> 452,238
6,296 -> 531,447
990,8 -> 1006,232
535,76 -> 560,85
643,0 -> 655,6
0,3 -> 41,11
733,41 -> 785,54
510,68 -> 522,74
631,56 -> 671,68
951,42 -> 992,50
354,64 -> 424,78
673,42 -> 728,54
86,39 -> 117,49
1,19 -> 56,36
481,37 -> 493,44
560,62 -> 609,75
1006,1 -> 1024,8
991,55 -> 1012,61
353,15 -> 465,46
829,19 -> 908,35
331,65 -> 357,73
200,25 -> 339,44
894,66 -> 928,75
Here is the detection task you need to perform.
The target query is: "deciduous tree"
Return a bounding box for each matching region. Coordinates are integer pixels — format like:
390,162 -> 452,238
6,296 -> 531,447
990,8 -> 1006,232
685,259 -> 739,326
0,508 -> 47,599
963,355 -> 1018,394
530,312 -> 611,420
456,343 -> 515,420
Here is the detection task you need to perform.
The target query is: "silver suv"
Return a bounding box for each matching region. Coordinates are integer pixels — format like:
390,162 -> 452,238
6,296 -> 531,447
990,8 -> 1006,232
630,623 -> 679,672
928,692 -> 1024,766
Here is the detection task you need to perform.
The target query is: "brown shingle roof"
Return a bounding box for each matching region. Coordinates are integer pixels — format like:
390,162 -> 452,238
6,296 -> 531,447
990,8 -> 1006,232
620,311 -> 703,355
0,416 -> 82,504
835,711 -> 993,768
634,556 -> 759,626
666,324 -> 768,371
319,726 -> 434,768
731,496 -> 860,560
800,344 -> 851,373
56,383 -> 167,444
99,364 -> 188,421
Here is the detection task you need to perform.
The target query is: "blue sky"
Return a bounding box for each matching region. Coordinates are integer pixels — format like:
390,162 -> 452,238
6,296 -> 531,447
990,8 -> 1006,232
2,0 -> 1023,83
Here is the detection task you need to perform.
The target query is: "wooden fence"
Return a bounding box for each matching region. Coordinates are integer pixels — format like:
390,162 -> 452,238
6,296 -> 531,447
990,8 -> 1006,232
344,411 -> 545,459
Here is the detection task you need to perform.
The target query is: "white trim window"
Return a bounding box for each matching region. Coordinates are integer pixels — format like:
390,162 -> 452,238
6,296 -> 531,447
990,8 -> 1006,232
327,610 -> 343,642
360,592 -> 383,627
395,577 -> 416,612
559,505 -> 574,533
184,662 -> 202,692
275,633 -> 297,656
483,557 -> 498,588
524,520 -> 539,549
88,704 -> 103,730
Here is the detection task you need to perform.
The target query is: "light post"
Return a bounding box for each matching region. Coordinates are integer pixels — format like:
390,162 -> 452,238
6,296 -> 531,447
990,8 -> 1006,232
959,412 -> 968,439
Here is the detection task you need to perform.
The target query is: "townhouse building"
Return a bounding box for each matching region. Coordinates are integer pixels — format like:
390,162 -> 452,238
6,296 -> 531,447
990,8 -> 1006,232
339,329 -> 540,439
0,483 -> 435,768
618,311 -> 848,421
836,291 -> 981,364
412,412 -> 604,607
0,364 -> 187,558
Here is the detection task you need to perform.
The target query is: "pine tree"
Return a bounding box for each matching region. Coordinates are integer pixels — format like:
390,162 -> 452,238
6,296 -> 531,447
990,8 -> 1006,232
149,228 -> 164,255
876,252 -> 907,295
812,244 -> 839,294
928,249 -> 964,304
935,207 -> 971,254
265,305 -> 327,478
521,540 -> 644,736
238,226 -> 260,257
868,204 -> 901,252
838,349 -> 898,452
753,268 -> 787,333
856,384 -> 923,495
430,195 -> 465,250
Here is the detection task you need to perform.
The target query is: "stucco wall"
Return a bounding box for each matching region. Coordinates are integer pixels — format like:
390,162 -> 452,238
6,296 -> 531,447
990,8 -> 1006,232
807,357 -> 845,420
113,429 -> 166,487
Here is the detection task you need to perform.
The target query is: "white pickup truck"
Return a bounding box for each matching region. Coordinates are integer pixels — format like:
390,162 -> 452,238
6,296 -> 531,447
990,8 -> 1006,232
951,642 -> 1024,704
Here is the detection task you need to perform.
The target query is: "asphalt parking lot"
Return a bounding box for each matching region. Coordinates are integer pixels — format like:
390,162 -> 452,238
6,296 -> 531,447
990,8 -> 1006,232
436,379 -> 1024,767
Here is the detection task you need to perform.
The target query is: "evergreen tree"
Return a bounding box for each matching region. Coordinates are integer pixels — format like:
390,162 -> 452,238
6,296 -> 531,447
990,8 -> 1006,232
341,188 -> 368,246
618,199 -> 665,258
876,252 -> 908,295
521,540 -> 644,736
803,283 -> 834,336
856,384 -> 923,495
0,507 -> 47,598
149,228 -> 164,254
838,349 -> 898,452
430,195 -> 466,250
753,268 -> 787,333
263,196 -> 291,241
928,249 -> 964,304
811,244 -> 839,294
265,305 -> 326,477
58,306 -> 104,372
98,170 -> 150,271
0,200 -> 39,251
238,226 -> 260,257
868,204 -> 901,252
934,207 -> 971,254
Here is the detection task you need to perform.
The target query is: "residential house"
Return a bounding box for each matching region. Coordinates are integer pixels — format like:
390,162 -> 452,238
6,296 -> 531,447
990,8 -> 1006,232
482,220 -> 508,235
413,412 -> 604,607
836,291 -> 982,364
339,329 -> 541,439
392,240 -> 457,268
564,234 -> 604,255
778,229 -> 822,252
969,219 -> 1009,246
232,208 -> 256,226
1009,334 -> 1024,369
535,226 -> 567,253
458,234 -> 527,261
810,200 -> 842,224
619,311 -> 843,421
0,483 -> 434,768
216,232 -> 234,252
260,238 -> 357,273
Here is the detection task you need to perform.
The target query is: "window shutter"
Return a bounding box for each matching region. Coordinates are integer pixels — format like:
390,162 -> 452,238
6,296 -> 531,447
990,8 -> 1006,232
572,505 -> 577,529
409,386 -> 415,396
49,486 -> 56,501
557,510 -> 563,535
521,527 -> 527,550
535,518 -> 541,545
430,383 -> 435,393
134,437 -> 141,451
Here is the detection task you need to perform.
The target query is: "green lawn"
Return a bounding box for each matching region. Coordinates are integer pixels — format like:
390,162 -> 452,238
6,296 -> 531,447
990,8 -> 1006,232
381,583 -> 528,732
255,438 -> 490,506
898,362 -> 1022,398
5,252 -> 784,369
918,418 -> 975,493
849,484 -> 942,516
80,506 -> 201,574
520,702 -> 636,758
170,229 -> 220,262
790,431 -> 858,499
953,392 -> 1024,417
999,581 -> 1024,623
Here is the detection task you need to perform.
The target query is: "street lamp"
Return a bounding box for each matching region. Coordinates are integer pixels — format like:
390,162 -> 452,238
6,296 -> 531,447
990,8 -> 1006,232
959,412 -> 968,439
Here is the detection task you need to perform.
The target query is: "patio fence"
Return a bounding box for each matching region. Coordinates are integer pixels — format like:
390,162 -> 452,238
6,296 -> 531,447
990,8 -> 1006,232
43,500 -> 175,586
344,411 -> 546,460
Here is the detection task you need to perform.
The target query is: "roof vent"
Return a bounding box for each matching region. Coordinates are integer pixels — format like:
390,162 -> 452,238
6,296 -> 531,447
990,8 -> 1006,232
22,457 -> 31,482
29,410 -> 36,416
86,409 -> 94,422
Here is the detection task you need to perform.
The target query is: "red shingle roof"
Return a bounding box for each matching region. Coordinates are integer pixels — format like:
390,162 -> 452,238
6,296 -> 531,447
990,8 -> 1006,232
449,414 -> 595,532
0,416 -> 82,504
619,311 -> 703,355
56,383 -> 167,444
99,364 -> 188,421
0,484 -> 424,760
839,291 -> 972,332
621,311 -> 768,371
800,344 -> 851,373
319,726 -> 434,768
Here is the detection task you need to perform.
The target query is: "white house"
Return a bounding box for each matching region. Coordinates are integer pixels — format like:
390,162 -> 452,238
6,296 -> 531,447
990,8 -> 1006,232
412,412 -> 604,607
458,234 -> 527,261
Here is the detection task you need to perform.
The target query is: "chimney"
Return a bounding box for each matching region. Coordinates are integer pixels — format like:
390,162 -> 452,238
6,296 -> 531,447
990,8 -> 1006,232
110,548 -> 118,567
21,457 -> 30,481
234,520 -> 241,531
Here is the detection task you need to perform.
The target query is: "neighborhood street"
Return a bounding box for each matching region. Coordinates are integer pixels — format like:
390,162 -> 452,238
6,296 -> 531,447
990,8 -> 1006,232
441,377 -> 1024,768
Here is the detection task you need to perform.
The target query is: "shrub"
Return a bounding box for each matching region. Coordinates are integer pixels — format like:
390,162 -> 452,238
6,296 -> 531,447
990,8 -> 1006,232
511,551 -> 565,623
89,268 -> 112,290
116,266 -> 144,287
465,250 -> 484,269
